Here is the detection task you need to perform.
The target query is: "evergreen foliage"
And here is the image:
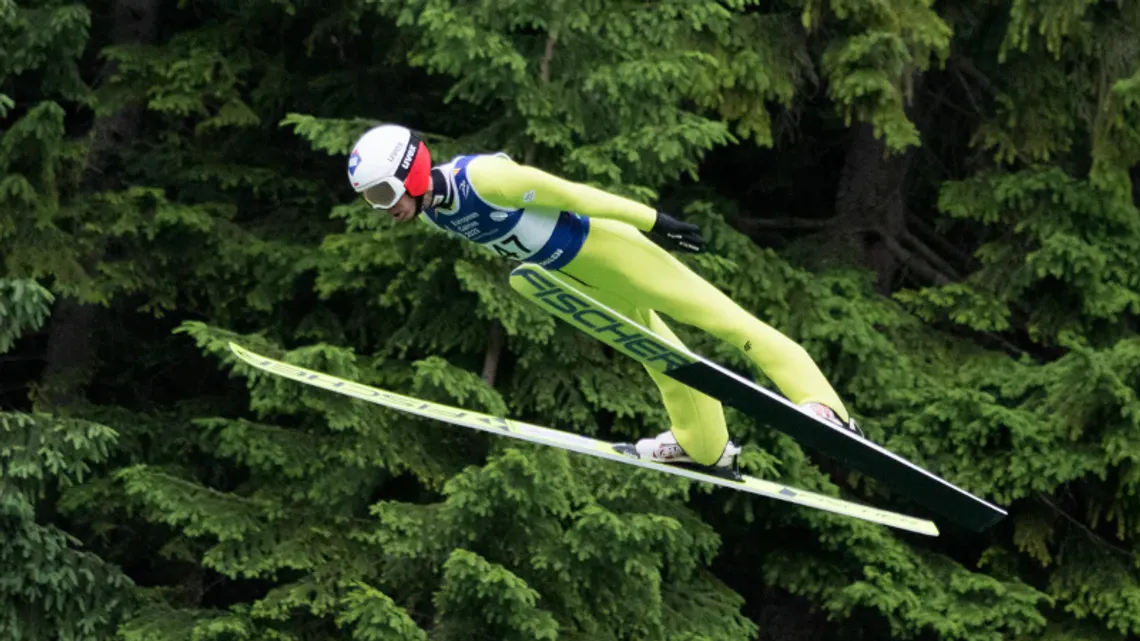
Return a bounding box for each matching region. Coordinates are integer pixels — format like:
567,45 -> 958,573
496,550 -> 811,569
2,0 -> 1139,639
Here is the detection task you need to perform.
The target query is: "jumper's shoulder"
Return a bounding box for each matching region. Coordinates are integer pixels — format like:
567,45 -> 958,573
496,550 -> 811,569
465,153 -> 531,207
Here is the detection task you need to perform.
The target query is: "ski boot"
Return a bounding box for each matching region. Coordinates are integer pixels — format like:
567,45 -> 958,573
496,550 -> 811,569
614,429 -> 743,481
800,402 -> 864,437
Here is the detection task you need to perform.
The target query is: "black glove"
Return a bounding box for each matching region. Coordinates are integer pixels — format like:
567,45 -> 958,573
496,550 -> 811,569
647,211 -> 704,253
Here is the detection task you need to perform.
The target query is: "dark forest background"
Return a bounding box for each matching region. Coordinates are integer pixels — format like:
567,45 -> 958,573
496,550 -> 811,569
3,0 -> 1140,639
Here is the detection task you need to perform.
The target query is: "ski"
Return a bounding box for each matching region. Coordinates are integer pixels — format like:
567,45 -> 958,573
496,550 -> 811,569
508,264 -> 1007,532
227,341 -> 940,536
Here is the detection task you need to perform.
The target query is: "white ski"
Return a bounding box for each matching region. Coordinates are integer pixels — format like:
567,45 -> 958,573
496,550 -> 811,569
227,341 -> 939,537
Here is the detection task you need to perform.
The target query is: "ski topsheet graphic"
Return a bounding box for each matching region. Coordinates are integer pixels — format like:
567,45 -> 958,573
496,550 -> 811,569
508,264 -> 1007,532
227,342 -> 940,536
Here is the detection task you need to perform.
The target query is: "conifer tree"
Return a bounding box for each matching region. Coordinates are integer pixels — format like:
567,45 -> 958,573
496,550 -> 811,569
2,0 -> 1139,639
2,4 -> 137,639
0,278 -> 135,640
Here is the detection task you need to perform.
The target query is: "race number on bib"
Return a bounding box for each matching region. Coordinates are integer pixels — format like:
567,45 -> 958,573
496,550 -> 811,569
483,206 -> 560,259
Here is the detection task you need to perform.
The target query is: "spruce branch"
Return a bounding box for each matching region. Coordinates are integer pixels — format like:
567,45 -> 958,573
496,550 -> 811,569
874,226 -> 955,284
905,212 -> 975,267
1034,492 -> 1136,561
899,229 -> 961,280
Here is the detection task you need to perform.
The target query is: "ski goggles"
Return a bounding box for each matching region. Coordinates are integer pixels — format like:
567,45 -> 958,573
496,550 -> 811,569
362,178 -> 405,210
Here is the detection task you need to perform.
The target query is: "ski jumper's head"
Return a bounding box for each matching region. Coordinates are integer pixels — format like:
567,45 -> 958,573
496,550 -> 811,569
348,124 -> 432,222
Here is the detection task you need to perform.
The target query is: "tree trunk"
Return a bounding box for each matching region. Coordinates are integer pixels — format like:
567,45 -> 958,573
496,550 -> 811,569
832,120 -> 917,293
89,0 -> 159,168
825,71 -> 970,293
37,0 -> 161,412
481,321 -> 505,387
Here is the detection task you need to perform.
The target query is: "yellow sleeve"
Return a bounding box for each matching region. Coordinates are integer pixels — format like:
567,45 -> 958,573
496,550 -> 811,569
465,154 -> 657,231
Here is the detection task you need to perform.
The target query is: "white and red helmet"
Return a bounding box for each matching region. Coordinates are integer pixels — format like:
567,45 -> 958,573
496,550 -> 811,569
347,124 -> 432,209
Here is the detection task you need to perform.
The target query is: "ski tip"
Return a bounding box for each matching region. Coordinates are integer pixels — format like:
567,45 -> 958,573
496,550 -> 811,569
228,341 -> 262,364
917,521 -> 941,537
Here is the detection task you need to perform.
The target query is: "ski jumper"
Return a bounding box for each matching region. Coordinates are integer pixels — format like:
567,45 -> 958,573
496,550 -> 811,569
421,153 -> 850,466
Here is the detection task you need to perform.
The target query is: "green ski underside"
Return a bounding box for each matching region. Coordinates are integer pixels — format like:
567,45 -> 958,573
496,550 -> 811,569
228,342 -> 939,537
